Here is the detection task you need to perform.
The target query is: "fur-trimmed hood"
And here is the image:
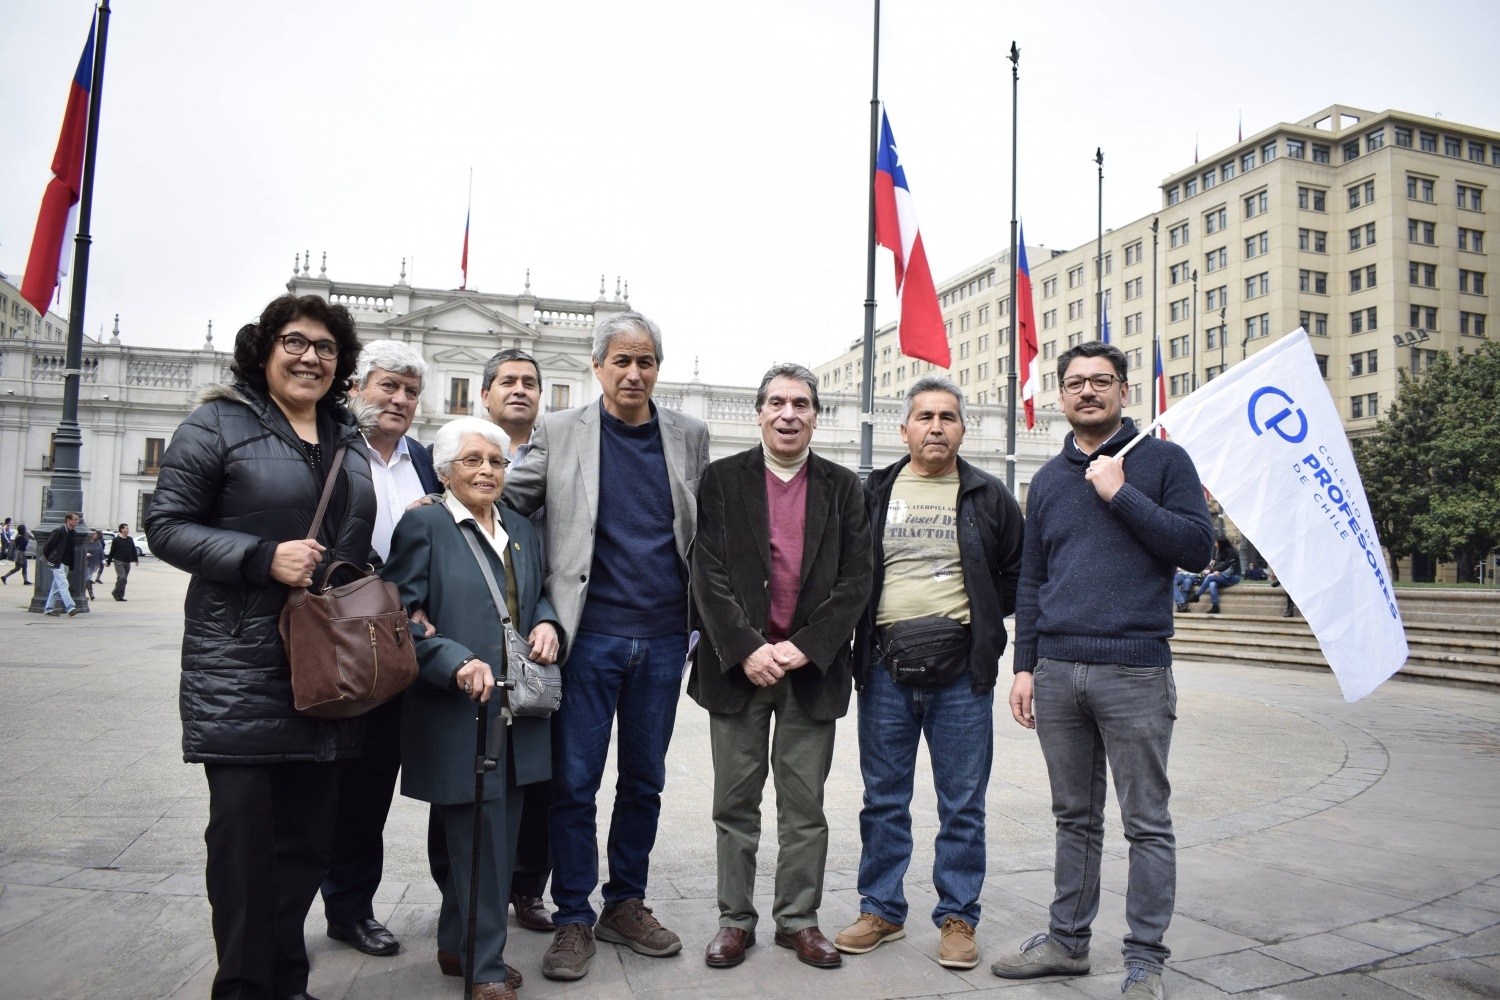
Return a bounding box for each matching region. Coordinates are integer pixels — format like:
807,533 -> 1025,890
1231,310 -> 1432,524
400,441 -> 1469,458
194,381 -> 379,436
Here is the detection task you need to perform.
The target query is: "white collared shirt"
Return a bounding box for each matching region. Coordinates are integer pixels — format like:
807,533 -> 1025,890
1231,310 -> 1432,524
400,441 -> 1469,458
443,490 -> 511,567
365,434 -> 429,561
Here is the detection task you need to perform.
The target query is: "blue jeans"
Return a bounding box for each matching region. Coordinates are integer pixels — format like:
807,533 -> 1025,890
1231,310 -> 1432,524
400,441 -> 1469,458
1171,573 -> 1197,605
549,628 -> 688,926
1032,658 -> 1176,973
43,564 -> 75,613
856,661 -> 993,928
1193,572 -> 1240,607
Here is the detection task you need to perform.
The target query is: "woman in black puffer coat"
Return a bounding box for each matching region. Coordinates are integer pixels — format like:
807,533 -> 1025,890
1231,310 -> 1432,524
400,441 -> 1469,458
147,294 -> 376,1000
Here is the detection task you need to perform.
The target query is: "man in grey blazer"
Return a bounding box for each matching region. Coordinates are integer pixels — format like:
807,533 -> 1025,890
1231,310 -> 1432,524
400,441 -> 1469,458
503,311 -> 710,981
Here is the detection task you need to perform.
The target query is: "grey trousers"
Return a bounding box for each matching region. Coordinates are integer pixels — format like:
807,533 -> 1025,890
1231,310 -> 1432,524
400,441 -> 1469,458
1033,658 -> 1177,973
709,680 -> 836,933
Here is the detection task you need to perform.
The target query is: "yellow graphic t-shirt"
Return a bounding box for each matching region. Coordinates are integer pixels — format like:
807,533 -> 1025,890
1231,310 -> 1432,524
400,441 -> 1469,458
876,466 -> 970,627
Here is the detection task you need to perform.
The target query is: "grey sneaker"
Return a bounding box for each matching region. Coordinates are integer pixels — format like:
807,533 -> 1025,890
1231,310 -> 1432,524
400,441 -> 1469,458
991,931 -> 1089,979
1121,967 -> 1165,998
542,922 -> 595,981
595,898 -> 682,957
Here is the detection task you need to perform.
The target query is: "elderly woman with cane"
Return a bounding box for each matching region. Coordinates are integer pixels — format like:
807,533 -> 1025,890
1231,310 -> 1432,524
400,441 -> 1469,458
382,415 -> 561,1000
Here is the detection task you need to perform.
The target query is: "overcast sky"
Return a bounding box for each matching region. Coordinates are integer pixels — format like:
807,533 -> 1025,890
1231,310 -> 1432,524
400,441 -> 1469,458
3,0 -> 1496,386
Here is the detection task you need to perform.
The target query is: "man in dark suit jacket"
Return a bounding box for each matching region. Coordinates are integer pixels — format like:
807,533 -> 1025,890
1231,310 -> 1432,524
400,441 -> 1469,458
689,363 -> 872,971
319,341 -> 440,957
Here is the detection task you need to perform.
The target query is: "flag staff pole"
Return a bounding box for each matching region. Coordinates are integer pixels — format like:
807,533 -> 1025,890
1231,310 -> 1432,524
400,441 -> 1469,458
32,0 -> 111,615
1003,42 -> 1020,494
1094,148 -> 1104,342
858,0 -> 881,479
1150,216 -> 1159,423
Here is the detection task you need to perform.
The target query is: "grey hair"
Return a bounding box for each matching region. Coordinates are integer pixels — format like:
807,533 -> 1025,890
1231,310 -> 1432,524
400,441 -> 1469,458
353,340 -> 427,388
754,362 -> 821,414
900,376 -> 967,427
591,311 -> 663,366
431,416 -> 512,481
482,348 -> 542,392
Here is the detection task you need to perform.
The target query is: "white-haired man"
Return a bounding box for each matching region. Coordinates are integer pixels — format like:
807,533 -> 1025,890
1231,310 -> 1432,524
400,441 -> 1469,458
321,339 -> 440,958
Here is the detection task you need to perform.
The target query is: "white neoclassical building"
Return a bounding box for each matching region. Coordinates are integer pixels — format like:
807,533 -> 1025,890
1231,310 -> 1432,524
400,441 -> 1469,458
0,261 -> 1062,534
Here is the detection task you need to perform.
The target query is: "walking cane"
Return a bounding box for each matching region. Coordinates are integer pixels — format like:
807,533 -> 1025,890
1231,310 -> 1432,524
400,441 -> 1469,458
464,676 -> 513,1000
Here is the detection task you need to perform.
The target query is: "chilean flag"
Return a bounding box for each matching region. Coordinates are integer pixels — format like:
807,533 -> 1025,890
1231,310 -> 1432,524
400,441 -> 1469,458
1153,334 -> 1168,438
459,207 -> 470,290
21,20 -> 96,317
1016,224 -> 1039,430
874,110 -> 949,368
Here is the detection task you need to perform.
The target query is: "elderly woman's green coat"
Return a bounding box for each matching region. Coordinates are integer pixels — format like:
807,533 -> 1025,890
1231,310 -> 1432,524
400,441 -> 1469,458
382,501 -> 559,803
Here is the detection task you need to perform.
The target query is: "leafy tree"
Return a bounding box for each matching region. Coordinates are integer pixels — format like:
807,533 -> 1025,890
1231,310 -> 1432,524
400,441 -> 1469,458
1355,341 -> 1500,582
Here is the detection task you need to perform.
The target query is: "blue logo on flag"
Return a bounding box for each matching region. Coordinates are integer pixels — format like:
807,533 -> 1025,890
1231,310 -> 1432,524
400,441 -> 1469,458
1247,386 -> 1308,443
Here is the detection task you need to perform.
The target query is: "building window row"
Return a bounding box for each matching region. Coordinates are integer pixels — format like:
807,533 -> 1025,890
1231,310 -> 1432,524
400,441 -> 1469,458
1349,309 -> 1379,335
1245,232 -> 1269,258
1204,207 -> 1227,234
1169,222 -> 1190,248
1347,180 -> 1376,208
1350,393 -> 1379,419
1349,265 -> 1378,292
1300,270 -> 1328,294
1298,186 -> 1327,212
1205,247 -> 1227,272
1299,229 -> 1327,253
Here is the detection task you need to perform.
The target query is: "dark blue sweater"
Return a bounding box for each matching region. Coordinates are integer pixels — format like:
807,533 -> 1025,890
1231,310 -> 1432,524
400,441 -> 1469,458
578,402 -> 688,637
1014,417 -> 1214,671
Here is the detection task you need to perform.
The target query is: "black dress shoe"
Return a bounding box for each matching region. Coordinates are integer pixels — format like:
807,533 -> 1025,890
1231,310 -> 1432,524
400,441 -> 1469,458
511,892 -> 556,931
327,917 -> 400,956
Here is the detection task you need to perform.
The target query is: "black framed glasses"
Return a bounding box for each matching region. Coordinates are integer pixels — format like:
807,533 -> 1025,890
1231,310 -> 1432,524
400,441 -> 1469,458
276,333 -> 340,360
1060,373 -> 1124,394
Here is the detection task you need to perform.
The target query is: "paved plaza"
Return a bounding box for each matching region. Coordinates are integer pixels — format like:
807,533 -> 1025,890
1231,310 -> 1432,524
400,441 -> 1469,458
0,562 -> 1497,999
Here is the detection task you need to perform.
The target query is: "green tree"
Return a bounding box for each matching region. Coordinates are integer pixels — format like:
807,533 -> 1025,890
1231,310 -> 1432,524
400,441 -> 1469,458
1355,341 -> 1500,583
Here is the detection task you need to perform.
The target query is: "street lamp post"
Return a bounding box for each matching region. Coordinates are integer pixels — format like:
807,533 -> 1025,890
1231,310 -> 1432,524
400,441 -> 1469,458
1003,41 -> 1020,494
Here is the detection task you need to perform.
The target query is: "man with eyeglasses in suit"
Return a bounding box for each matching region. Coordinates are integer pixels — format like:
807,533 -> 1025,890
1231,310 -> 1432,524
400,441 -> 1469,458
996,341 -> 1212,1000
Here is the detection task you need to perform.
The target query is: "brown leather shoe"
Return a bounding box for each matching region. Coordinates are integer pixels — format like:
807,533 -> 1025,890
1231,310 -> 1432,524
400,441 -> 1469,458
705,927 -> 756,968
437,951 -> 523,988
774,927 -> 842,968
472,982 -> 517,1000
512,893 -> 556,932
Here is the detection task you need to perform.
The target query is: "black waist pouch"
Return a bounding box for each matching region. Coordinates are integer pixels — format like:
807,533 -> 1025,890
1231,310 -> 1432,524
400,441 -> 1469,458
880,616 -> 971,686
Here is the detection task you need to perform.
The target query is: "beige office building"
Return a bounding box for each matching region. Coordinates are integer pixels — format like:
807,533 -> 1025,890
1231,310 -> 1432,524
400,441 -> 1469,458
815,104 -> 1496,437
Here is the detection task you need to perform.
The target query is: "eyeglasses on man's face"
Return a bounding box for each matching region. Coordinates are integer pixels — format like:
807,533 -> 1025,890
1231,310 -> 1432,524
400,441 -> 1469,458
1060,373 -> 1124,395
276,333 -> 340,360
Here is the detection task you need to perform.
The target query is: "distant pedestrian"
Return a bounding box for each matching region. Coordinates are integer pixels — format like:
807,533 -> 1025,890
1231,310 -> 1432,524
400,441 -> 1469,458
85,529 -> 106,598
1,525 -> 30,585
107,524 -> 140,601
1,518 -> 14,561
41,513 -> 82,617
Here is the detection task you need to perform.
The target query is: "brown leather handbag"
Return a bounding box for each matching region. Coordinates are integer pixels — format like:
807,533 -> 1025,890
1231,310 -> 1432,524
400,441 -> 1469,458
280,444 -> 418,718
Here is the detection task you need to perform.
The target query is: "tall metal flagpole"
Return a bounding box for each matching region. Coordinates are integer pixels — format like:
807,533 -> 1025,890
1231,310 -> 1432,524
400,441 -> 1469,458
1149,217 -> 1159,422
1095,148 -> 1104,341
859,0 -> 881,478
1003,42 -> 1020,494
32,0 -> 111,615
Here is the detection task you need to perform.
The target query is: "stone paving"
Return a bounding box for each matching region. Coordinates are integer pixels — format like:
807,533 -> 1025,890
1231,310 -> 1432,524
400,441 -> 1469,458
1,562 -> 1497,998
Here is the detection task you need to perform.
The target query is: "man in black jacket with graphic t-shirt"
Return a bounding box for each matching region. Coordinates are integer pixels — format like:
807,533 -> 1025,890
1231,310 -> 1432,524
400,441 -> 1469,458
997,342 -> 1212,1000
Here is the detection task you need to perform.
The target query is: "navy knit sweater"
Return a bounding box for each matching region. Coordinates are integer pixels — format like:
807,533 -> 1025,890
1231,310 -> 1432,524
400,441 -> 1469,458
1014,417 -> 1214,672
578,402 -> 688,637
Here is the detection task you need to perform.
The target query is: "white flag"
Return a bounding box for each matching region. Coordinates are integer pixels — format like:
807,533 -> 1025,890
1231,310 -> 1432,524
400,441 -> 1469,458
1156,329 -> 1407,701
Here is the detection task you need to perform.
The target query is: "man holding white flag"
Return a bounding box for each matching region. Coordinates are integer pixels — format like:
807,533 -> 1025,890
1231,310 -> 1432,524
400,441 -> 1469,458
1155,328 -> 1407,701
999,342 -> 1213,1000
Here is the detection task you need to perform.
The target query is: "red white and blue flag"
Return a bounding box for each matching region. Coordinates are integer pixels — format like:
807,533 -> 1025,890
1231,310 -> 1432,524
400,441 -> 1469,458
1152,335 -> 1168,438
459,207 -> 470,290
874,109 -> 949,368
1016,224 -> 1039,430
21,19 -> 96,316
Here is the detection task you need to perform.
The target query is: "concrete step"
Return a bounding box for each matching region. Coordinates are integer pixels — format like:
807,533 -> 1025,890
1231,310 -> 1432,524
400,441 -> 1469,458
1209,584 -> 1500,628
1171,643 -> 1500,691
1172,613 -> 1500,658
